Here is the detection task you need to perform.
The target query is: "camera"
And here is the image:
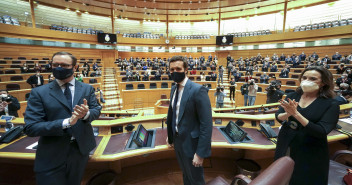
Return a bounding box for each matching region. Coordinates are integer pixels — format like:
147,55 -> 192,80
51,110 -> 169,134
1,95 -> 11,102
216,86 -> 224,92
250,82 -> 254,85
268,81 -> 277,90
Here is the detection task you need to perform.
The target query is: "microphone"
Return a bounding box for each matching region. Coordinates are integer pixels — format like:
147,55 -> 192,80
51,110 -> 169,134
162,116 -> 167,129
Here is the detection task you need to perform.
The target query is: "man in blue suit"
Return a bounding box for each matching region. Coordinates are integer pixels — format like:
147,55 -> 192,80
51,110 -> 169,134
166,55 -> 212,185
24,52 -> 101,185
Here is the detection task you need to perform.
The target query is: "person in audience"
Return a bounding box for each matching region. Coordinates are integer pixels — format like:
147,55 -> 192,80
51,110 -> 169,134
82,62 -> 90,72
321,55 -> 331,63
336,74 -> 351,87
0,89 -> 20,117
190,66 -> 197,75
279,53 -> 286,61
214,86 -> 226,108
315,58 -> 322,66
48,74 -> 55,83
272,53 -> 279,61
200,72 -> 206,82
208,53 -> 212,61
285,55 -> 292,64
336,64 -> 346,74
345,68 -> 352,79
75,74 -> 83,82
266,80 -> 284,104
45,62 -> 52,72
292,56 -> 300,68
253,64 -> 259,72
261,60 -> 270,72
232,69 -> 241,82
306,61 -> 313,69
322,61 -> 330,69
340,55 -> 350,64
280,66 -> 290,78
229,78 -> 236,101
27,70 -> 44,88
33,62 -> 42,72
218,65 -> 224,84
82,68 -> 89,77
347,52 -> 352,63
332,51 -> 342,60
311,51 -> 319,60
166,55 -> 212,185
142,72 -> 149,81
155,70 -> 161,81
134,71 -> 141,81
95,68 -> 102,77
92,62 -> 98,71
21,62 -> 29,73
210,72 -> 217,81
136,63 -> 142,70
244,71 -> 252,82
241,81 -> 250,106
275,66 -> 339,185
270,62 -> 278,72
227,61 -> 233,79
126,68 -> 133,81
247,79 -> 258,106
299,52 -> 306,62
335,90 -> 352,105
260,72 -> 270,84
246,64 -> 254,75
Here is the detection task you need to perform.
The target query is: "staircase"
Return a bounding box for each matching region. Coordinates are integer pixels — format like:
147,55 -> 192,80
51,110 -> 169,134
222,71 -> 236,108
101,67 -> 122,111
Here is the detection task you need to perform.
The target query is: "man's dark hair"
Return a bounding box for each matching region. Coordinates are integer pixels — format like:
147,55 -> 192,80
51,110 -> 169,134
0,89 -> 8,93
51,51 -> 77,66
169,56 -> 188,70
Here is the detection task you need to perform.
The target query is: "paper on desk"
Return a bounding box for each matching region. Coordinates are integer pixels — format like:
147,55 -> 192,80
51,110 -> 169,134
26,142 -> 38,150
339,118 -> 352,125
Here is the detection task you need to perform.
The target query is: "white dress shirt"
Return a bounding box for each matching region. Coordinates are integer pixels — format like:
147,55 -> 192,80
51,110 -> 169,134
171,76 -> 188,132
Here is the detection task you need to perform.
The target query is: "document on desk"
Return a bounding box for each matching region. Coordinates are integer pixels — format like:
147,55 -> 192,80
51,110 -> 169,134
26,142 -> 38,150
339,118 -> 352,125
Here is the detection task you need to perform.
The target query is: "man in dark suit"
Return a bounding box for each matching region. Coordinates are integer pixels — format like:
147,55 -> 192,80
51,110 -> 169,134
166,55 -> 212,185
27,70 -> 44,88
0,90 -> 20,117
24,52 -> 101,185
335,90 -> 352,105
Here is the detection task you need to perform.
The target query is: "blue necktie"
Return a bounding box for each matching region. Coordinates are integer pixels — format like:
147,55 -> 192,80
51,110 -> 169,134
172,84 -> 179,136
64,83 -> 72,111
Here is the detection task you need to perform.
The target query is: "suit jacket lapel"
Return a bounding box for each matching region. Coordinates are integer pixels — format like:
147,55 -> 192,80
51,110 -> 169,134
49,80 -> 71,111
178,80 -> 192,123
73,80 -> 83,107
170,85 -> 176,105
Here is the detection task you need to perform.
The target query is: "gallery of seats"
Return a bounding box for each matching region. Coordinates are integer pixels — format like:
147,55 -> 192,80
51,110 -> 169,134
0,0 -> 352,184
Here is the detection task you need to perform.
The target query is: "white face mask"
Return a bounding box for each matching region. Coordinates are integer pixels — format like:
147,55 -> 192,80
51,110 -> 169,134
300,80 -> 320,93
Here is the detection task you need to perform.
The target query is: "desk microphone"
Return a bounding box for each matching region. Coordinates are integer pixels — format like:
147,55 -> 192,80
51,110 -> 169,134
161,116 -> 167,129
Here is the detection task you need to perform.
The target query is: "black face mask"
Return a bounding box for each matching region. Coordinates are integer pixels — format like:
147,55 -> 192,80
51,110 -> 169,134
171,72 -> 186,83
52,67 -> 74,80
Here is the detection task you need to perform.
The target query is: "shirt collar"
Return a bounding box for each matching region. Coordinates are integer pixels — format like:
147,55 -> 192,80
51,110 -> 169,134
56,78 -> 75,87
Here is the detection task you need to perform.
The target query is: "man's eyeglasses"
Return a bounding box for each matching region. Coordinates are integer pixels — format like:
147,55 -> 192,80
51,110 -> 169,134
52,63 -> 72,69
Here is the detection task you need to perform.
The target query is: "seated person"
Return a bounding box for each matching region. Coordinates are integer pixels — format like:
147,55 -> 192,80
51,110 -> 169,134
336,75 -> 351,87
321,55 -> 331,63
260,72 -> 270,84
335,90 -> 352,105
20,63 -> 29,73
75,74 -> 83,82
142,72 -> 149,81
340,55 -> 350,64
0,90 -> 20,117
332,52 -> 342,60
232,69 -> 241,82
33,62 -> 42,72
270,62 -> 278,72
337,64 -> 346,74
285,55 -> 292,64
190,67 -> 197,75
126,69 -> 133,81
92,62 -> 99,71
48,74 -> 55,83
279,67 -> 290,78
27,70 -> 44,88
142,64 -> 148,70
322,61 -> 330,69
134,71 -> 141,81
154,71 -> 161,81
95,68 -> 102,77
82,68 -> 89,77
210,72 -> 217,81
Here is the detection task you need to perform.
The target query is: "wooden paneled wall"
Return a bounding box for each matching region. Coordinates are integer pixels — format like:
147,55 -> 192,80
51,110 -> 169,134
0,44 -> 117,67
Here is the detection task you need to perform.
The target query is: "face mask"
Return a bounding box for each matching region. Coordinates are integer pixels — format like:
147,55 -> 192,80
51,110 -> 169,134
300,80 -> 320,93
52,67 -> 74,80
171,72 -> 186,83
1,94 -> 7,98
